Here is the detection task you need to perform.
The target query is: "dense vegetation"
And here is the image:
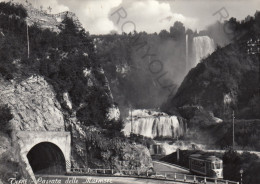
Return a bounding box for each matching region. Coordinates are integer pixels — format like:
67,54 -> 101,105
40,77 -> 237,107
163,12 -> 260,120
161,149 -> 260,184
183,107 -> 260,151
95,13 -> 260,118
69,124 -> 152,171
84,127 -> 139,169
0,2 -> 114,129
216,120 -> 260,150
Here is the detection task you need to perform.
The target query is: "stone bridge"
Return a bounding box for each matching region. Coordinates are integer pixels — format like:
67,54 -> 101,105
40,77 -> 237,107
14,131 -> 71,182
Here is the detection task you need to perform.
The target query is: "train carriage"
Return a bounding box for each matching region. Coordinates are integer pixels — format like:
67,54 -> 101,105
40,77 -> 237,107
189,154 -> 223,178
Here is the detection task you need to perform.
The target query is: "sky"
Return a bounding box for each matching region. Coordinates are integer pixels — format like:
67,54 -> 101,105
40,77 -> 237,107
2,0 -> 260,34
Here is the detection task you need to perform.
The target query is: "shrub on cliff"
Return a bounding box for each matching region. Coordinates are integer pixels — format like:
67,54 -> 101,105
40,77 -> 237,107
81,126 -> 152,171
0,105 -> 13,135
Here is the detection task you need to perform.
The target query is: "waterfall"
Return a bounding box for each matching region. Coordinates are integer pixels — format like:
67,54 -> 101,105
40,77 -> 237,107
186,34 -> 189,73
122,109 -> 185,139
191,36 -> 215,68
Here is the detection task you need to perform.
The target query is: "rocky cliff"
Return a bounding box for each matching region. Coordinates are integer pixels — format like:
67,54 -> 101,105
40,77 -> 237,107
0,2 -> 153,183
0,73 -> 152,183
0,75 -> 65,131
0,74 -> 67,183
25,3 -> 82,32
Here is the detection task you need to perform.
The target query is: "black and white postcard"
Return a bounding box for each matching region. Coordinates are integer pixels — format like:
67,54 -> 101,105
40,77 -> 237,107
0,0 -> 259,184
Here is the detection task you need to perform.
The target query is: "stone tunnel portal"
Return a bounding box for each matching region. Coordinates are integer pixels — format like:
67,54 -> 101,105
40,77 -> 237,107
27,142 -> 66,175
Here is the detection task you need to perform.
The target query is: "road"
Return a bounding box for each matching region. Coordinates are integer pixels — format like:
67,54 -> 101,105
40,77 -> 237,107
35,162 -> 191,184
36,175 -> 184,184
35,161 -> 239,184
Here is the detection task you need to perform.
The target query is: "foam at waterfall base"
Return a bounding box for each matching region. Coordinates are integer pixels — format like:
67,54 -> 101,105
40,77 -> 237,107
156,141 -> 206,155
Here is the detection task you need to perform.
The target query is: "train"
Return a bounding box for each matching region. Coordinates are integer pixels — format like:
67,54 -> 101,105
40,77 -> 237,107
189,154 -> 223,178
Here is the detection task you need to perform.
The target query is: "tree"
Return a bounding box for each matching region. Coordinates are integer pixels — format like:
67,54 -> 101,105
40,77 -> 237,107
159,29 -> 170,39
223,149 -> 241,181
243,161 -> 260,184
170,21 -> 185,41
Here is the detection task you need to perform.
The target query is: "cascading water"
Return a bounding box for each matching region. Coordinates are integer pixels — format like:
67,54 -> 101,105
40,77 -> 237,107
186,34 -> 189,73
190,36 -> 215,68
122,109 -> 186,139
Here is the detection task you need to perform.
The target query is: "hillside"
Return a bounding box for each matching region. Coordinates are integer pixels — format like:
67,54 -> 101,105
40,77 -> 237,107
0,2 -> 153,183
94,22 -> 199,114
162,12 -> 260,120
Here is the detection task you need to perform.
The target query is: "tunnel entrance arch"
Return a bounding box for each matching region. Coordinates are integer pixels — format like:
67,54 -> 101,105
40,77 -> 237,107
15,131 -> 71,182
27,142 -> 66,174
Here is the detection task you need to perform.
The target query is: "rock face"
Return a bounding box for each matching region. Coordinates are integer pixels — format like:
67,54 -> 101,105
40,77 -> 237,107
107,105 -> 120,121
0,133 -> 32,184
178,105 -> 222,123
0,75 -> 65,131
25,4 -> 82,32
63,92 -> 73,110
0,75 -> 66,183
